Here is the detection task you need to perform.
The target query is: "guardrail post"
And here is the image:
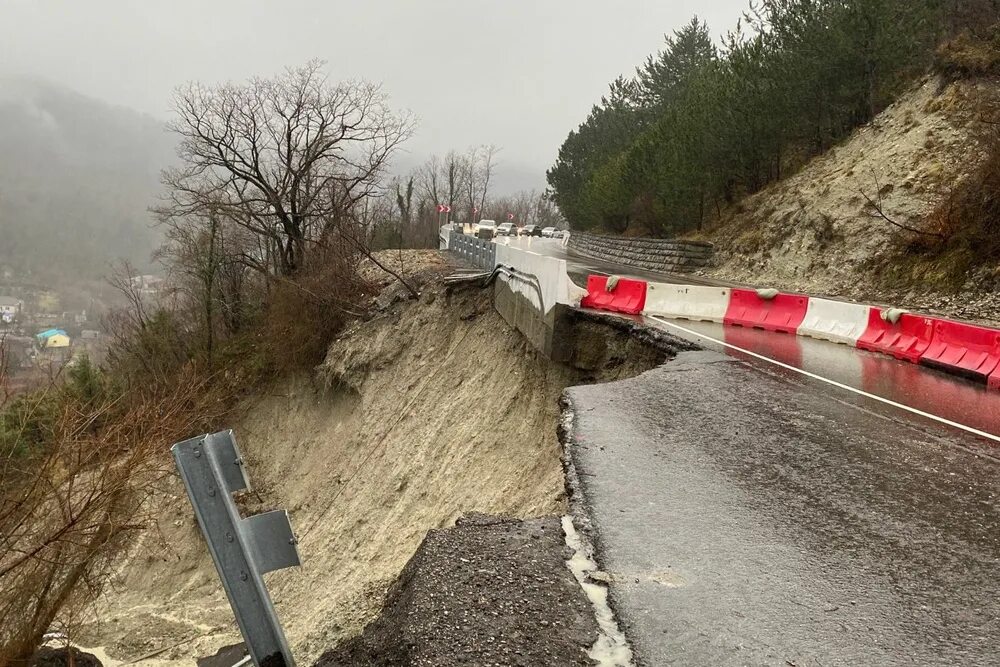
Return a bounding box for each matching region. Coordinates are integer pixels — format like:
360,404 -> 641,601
172,430 -> 300,667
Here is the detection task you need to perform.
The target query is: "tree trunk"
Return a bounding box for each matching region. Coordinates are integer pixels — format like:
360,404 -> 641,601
205,215 -> 217,367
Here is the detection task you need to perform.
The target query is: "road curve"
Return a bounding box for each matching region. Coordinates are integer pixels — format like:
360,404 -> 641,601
507,236 -> 1000,445
495,237 -> 1000,663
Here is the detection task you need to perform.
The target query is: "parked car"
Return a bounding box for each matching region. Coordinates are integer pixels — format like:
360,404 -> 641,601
496,222 -> 516,236
551,229 -> 567,239
521,224 -> 543,237
541,227 -> 556,237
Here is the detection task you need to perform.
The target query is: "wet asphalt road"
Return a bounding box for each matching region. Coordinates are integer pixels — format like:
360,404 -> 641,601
511,237 -> 1000,663
512,237 -> 1000,443
565,349 -> 1000,666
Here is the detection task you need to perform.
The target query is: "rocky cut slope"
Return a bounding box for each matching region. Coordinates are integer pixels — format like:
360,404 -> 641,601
704,75 -> 1000,321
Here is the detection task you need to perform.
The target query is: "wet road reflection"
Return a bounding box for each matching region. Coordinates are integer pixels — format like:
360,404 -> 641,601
649,317 -> 1000,452
503,235 -> 1000,449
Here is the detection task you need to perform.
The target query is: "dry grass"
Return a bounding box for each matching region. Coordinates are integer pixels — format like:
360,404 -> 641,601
936,25 -> 1000,77
0,369 -> 230,666
884,107 -> 1000,291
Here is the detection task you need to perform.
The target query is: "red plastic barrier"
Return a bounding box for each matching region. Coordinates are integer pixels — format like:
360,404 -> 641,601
920,318 -> 1000,384
990,368 -> 1000,392
856,310 -> 933,363
722,289 -> 808,334
580,275 -> 647,315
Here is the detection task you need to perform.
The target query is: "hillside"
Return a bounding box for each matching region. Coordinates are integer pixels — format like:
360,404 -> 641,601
69,257 -> 659,665
0,78 -> 174,283
703,74 -> 1000,322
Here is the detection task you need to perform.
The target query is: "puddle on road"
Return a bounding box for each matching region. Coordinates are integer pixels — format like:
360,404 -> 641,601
561,515 -> 634,667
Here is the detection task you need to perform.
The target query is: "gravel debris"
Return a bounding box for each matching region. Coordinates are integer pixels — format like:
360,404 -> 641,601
312,514 -> 598,667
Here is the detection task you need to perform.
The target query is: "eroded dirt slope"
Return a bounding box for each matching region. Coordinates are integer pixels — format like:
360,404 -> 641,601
705,75 -> 1000,320
79,279 -> 579,665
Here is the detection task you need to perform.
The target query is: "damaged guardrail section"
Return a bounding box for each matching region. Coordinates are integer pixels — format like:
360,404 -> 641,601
490,241 -> 586,356
445,234 -> 585,356
172,430 -> 301,667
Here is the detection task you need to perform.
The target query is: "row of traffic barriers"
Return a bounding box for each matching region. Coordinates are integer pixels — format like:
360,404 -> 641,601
449,231 -> 496,270
581,273 -> 1000,391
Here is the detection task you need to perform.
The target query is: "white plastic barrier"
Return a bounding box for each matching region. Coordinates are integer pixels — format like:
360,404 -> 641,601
494,242 -> 586,315
643,283 -> 731,322
797,297 -> 871,345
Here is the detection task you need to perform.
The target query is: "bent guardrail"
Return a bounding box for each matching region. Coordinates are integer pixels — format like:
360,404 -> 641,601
172,430 -> 300,667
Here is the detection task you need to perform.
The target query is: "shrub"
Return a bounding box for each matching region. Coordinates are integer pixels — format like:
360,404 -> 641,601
936,25 -> 1000,76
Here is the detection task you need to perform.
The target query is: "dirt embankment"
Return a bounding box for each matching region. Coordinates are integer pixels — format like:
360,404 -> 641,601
76,255 -> 673,666
704,75 -> 1000,323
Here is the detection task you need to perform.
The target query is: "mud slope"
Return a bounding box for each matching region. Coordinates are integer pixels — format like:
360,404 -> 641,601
78,280 -> 598,665
706,75 -> 1000,305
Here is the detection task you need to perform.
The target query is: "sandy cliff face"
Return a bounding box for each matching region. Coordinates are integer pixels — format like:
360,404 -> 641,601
77,281 -> 575,665
705,75 -> 1000,321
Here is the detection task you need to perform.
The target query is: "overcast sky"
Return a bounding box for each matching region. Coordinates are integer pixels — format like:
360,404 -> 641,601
0,0 -> 748,192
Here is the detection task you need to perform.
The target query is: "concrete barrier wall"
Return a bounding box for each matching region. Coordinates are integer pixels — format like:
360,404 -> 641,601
439,224 -> 453,250
568,232 -> 714,273
492,243 -> 586,356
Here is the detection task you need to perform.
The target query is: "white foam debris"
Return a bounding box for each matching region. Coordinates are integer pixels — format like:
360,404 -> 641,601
561,515 -> 634,666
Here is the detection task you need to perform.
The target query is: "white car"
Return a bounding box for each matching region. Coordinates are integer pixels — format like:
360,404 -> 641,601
496,222 -> 516,236
541,227 -> 556,237
475,219 -> 497,238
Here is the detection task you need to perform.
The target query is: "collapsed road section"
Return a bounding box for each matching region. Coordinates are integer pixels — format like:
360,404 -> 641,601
75,252 -> 678,667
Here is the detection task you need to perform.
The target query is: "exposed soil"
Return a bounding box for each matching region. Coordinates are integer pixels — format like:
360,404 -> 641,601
313,514 -> 599,667
703,75 -> 1000,324
76,252 -> 672,666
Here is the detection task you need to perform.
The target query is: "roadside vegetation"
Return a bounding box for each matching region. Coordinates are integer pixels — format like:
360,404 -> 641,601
0,54 -> 576,662
372,148 -> 565,250
547,0 -> 1000,237
0,62 -> 405,666
881,24 -> 1000,290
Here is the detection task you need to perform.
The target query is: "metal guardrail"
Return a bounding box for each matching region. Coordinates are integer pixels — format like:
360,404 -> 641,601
449,231 -> 496,270
172,430 -> 300,667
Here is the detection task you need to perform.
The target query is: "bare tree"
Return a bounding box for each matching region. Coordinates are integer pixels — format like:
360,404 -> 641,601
158,60 -> 415,276
462,145 -> 499,224
417,151 -> 467,224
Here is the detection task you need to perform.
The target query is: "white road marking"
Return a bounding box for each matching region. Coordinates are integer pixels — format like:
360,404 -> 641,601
648,316 -> 1000,445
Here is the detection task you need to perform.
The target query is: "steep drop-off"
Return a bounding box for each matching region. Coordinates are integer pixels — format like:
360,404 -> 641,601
76,268 -> 669,666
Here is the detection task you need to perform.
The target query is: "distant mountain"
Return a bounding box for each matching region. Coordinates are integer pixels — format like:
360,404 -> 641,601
0,77 -> 174,284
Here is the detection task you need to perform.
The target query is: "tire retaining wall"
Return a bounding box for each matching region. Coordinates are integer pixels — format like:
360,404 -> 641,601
567,232 -> 714,273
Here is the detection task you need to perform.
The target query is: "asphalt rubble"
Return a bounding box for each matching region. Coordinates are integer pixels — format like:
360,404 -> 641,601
311,513 -> 600,667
